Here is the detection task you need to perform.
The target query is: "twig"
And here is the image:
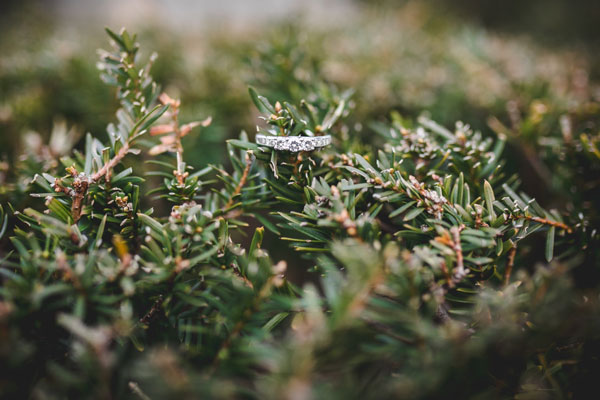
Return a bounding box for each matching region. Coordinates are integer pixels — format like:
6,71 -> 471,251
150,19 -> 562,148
231,263 -> 254,289
52,143 -> 130,222
504,245 -> 517,286
524,215 -> 573,234
129,382 -> 151,400
149,93 -> 211,186
440,260 -> 452,287
139,295 -> 165,325
157,93 -> 186,185
224,151 -> 253,210
168,96 -> 186,185
434,225 -> 467,286
92,142 -> 130,182
291,152 -> 305,176
450,225 -> 467,281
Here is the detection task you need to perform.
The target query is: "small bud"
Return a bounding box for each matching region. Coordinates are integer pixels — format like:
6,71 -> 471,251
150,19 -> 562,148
272,260 -> 287,275
66,165 -> 78,176
330,185 -> 340,197
149,124 -> 174,136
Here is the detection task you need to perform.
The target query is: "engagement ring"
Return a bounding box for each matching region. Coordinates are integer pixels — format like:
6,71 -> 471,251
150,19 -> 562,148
255,134 -> 331,152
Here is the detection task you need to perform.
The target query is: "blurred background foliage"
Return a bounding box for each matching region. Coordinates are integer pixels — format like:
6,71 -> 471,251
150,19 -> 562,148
1,0 -> 598,155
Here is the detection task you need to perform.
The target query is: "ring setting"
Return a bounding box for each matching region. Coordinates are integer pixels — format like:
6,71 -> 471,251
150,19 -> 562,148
255,134 -> 331,152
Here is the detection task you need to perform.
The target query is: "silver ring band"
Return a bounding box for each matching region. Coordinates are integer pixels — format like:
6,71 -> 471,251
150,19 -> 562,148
255,134 -> 331,152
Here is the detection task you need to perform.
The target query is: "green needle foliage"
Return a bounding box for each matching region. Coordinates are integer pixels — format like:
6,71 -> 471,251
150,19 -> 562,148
1,28 -> 599,400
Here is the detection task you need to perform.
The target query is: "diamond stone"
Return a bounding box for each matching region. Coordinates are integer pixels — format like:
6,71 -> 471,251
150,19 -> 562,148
289,140 -> 299,152
274,138 -> 288,151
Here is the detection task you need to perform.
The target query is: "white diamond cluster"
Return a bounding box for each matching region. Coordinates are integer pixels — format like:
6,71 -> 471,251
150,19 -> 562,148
256,134 -> 331,152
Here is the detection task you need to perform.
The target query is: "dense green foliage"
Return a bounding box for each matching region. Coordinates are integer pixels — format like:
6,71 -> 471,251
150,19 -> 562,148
1,5 -> 600,399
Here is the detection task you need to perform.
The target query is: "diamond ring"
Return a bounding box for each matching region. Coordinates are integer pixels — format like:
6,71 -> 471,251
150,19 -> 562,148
255,134 -> 331,152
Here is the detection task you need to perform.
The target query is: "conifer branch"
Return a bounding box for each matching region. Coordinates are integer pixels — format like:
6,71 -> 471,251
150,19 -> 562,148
524,215 -> 572,234
224,151 -> 253,210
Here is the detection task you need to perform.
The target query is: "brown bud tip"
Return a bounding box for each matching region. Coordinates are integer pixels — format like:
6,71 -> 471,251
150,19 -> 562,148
66,165 -> 78,176
158,92 -> 174,105
149,124 -> 175,136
